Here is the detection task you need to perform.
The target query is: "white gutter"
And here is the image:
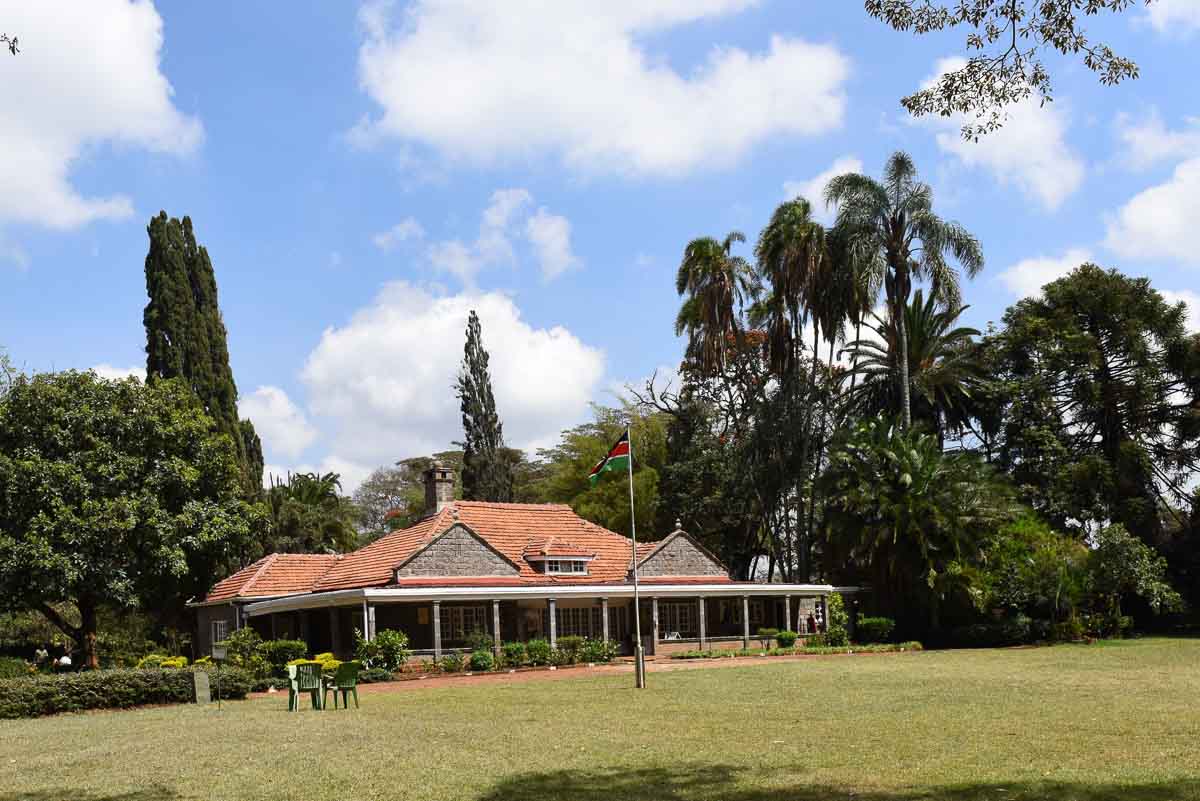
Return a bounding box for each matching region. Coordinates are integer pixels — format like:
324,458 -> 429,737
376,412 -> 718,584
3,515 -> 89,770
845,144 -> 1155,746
242,582 -> 839,617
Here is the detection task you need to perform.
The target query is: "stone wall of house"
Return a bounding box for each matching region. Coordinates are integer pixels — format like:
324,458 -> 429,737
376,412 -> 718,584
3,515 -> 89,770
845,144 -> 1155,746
639,535 -> 725,577
396,525 -> 519,577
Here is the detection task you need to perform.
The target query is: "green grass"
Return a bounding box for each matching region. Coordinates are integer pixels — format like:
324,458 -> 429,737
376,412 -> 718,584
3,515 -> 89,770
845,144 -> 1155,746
2,638 -> 1199,801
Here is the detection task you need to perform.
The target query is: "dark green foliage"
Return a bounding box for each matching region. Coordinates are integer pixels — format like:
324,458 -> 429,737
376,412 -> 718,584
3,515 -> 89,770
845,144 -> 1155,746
1089,524 -> 1183,619
855,617 -> 895,644
465,628 -> 493,653
439,652 -> 464,673
669,642 -> 922,659
0,371 -> 258,668
143,211 -> 262,497
525,638 -> 551,666
0,667 -> 249,719
578,638 -> 619,663
266,471 -> 359,553
500,641 -> 527,667
357,666 -> 395,683
353,628 -> 411,672
221,628 -> 269,678
0,656 -> 30,678
261,640 -> 307,675
555,635 -> 584,664
826,593 -> 850,647
775,630 -> 798,648
468,649 -> 495,671
943,618 -> 1032,649
675,231 -> 755,376
456,311 -> 513,502
755,627 -> 779,649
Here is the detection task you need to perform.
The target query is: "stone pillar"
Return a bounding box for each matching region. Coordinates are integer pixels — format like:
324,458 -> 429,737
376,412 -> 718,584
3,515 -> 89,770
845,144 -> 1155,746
329,608 -> 340,655
601,598 -> 610,642
492,600 -> 502,658
651,597 -> 660,655
366,605 -> 376,641
698,596 -> 706,651
742,595 -> 751,649
784,595 -> 792,633
548,598 -> 557,650
432,601 -> 442,660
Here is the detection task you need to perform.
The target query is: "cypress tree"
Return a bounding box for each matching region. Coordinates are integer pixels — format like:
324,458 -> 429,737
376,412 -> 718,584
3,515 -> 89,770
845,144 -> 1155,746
455,310 -> 513,501
143,211 -> 264,496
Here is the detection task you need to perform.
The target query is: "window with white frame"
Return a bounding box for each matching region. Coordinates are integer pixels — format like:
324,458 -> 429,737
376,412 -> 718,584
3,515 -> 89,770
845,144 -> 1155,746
720,598 -> 765,626
211,619 -> 229,645
440,605 -> 489,642
544,559 -> 588,575
659,601 -> 696,636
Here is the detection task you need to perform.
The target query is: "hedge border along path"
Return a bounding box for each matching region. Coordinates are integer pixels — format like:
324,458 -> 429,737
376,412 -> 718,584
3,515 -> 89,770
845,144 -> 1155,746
0,667 -> 250,719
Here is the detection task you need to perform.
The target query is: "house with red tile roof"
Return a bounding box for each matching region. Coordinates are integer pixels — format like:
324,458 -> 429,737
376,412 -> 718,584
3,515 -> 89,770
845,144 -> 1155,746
193,465 -> 835,659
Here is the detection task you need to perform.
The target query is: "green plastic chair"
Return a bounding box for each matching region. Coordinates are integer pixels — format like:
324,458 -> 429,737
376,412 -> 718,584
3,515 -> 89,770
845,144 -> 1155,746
323,661 -> 361,710
287,663 -> 322,711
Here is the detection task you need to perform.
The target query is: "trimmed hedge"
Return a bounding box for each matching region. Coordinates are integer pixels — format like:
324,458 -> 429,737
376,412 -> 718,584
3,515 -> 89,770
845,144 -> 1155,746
855,617 -> 896,644
0,667 -> 250,719
668,642 -> 923,660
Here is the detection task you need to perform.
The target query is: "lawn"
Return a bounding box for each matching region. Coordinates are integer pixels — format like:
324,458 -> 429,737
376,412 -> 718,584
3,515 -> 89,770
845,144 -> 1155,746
2,639 -> 1199,801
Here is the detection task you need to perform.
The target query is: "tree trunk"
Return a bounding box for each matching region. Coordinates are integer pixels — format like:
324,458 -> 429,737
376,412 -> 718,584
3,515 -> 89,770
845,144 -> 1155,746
895,269 -> 912,430
849,318 -> 862,391
79,599 -> 99,670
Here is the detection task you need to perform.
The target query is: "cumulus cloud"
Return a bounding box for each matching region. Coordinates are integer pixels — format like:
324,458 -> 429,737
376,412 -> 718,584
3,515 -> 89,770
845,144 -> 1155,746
997,248 -> 1093,298
782,155 -> 863,223
372,217 -> 425,251
1115,109 -> 1200,170
91,364 -> 144,381
353,0 -> 849,177
1161,289 -> 1200,333
0,0 -> 202,229
301,282 -> 605,470
919,58 -> 1084,210
239,385 -> 319,461
424,189 -> 577,285
1145,0 -> 1200,34
1104,158 -> 1200,266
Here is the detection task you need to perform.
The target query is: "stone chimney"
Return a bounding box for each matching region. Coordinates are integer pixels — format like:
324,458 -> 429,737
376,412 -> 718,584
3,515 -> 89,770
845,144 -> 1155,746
423,462 -> 455,517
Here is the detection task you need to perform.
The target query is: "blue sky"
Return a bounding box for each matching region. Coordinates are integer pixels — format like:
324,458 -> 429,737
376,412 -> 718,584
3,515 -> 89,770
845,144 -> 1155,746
2,0 -> 1198,490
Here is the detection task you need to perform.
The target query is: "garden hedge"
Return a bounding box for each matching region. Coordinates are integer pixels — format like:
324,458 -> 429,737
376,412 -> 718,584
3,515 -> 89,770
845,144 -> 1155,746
0,667 -> 250,719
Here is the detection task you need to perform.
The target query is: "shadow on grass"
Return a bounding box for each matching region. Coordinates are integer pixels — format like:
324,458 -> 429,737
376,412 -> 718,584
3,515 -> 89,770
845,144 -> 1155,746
0,789 -> 180,801
475,765 -> 1200,801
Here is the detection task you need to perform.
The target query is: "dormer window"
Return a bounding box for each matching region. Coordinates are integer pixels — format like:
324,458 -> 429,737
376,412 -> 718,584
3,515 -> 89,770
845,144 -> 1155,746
545,559 -> 588,575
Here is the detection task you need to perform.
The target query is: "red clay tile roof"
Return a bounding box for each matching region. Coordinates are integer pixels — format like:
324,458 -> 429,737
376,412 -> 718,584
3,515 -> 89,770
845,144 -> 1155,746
205,501 -> 732,599
204,553 -> 340,602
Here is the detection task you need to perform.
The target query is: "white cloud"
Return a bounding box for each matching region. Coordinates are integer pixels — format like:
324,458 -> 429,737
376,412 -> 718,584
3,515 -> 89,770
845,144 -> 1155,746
1145,0 -> 1200,34
1104,157 -> 1200,266
920,58 -> 1084,210
301,282 -> 605,471
1115,109 -> 1200,170
997,248 -> 1093,298
424,189 -> 575,285
263,456 -> 373,495
91,364 -> 143,381
354,0 -> 849,177
525,208 -> 580,280
1161,289 -> 1200,333
782,155 -> 863,223
239,385 -> 318,461
0,0 -> 202,229
372,217 -> 425,251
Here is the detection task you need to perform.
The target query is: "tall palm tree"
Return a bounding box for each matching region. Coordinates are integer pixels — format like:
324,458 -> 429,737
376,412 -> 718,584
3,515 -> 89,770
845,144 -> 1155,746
674,232 -> 756,376
825,152 -> 984,429
843,289 -> 983,439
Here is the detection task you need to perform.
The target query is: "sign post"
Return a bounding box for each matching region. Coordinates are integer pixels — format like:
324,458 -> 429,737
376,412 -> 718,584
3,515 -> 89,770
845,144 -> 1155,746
211,643 -> 227,711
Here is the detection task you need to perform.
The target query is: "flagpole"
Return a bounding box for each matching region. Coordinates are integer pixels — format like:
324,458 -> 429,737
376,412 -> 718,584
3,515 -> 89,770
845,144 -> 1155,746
627,426 -> 646,689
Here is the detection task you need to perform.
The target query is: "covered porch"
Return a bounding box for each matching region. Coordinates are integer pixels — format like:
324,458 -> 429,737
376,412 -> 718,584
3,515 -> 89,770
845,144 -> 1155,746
242,583 -> 838,661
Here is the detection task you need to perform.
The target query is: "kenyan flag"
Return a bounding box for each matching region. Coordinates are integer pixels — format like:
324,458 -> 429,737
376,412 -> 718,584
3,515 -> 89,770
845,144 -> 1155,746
588,430 -> 630,485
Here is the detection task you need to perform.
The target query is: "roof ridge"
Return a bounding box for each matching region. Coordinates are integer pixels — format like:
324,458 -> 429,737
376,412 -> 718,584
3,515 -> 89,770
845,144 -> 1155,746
237,553 -> 280,597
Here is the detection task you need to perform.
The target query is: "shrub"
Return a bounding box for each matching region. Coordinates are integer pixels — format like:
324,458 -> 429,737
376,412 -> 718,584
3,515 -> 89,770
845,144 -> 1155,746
0,667 -> 250,719
221,628 -> 270,679
1052,617 -> 1085,642
248,677 -> 289,693
826,594 -> 849,647
556,635 -> 584,664
465,628 -> 493,653
775,630 -> 798,649
855,617 -> 895,644
946,617 -> 1031,648
192,665 -> 252,700
358,667 -> 395,684
548,648 -> 569,667
469,649 -> 495,672
755,627 -> 779,649
355,628 -> 411,672
440,652 -> 464,673
261,639 -> 307,675
579,638 -> 619,663
526,638 -> 551,666
500,641 -> 527,667
136,654 -> 167,669
806,632 -> 828,648
0,656 -> 31,678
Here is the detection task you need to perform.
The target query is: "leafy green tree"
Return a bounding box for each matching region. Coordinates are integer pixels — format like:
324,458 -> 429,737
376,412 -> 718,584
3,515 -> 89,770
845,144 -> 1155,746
143,211 -> 263,497
844,289 -> 983,439
985,264 -> 1200,543
826,152 -> 985,429
675,231 -> 756,376
0,345 -> 15,398
0,371 -> 258,668
821,418 -> 1017,634
976,515 -> 1091,623
455,311 -> 513,502
265,471 -> 359,553
1089,524 -> 1183,627
867,0 -> 1146,138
